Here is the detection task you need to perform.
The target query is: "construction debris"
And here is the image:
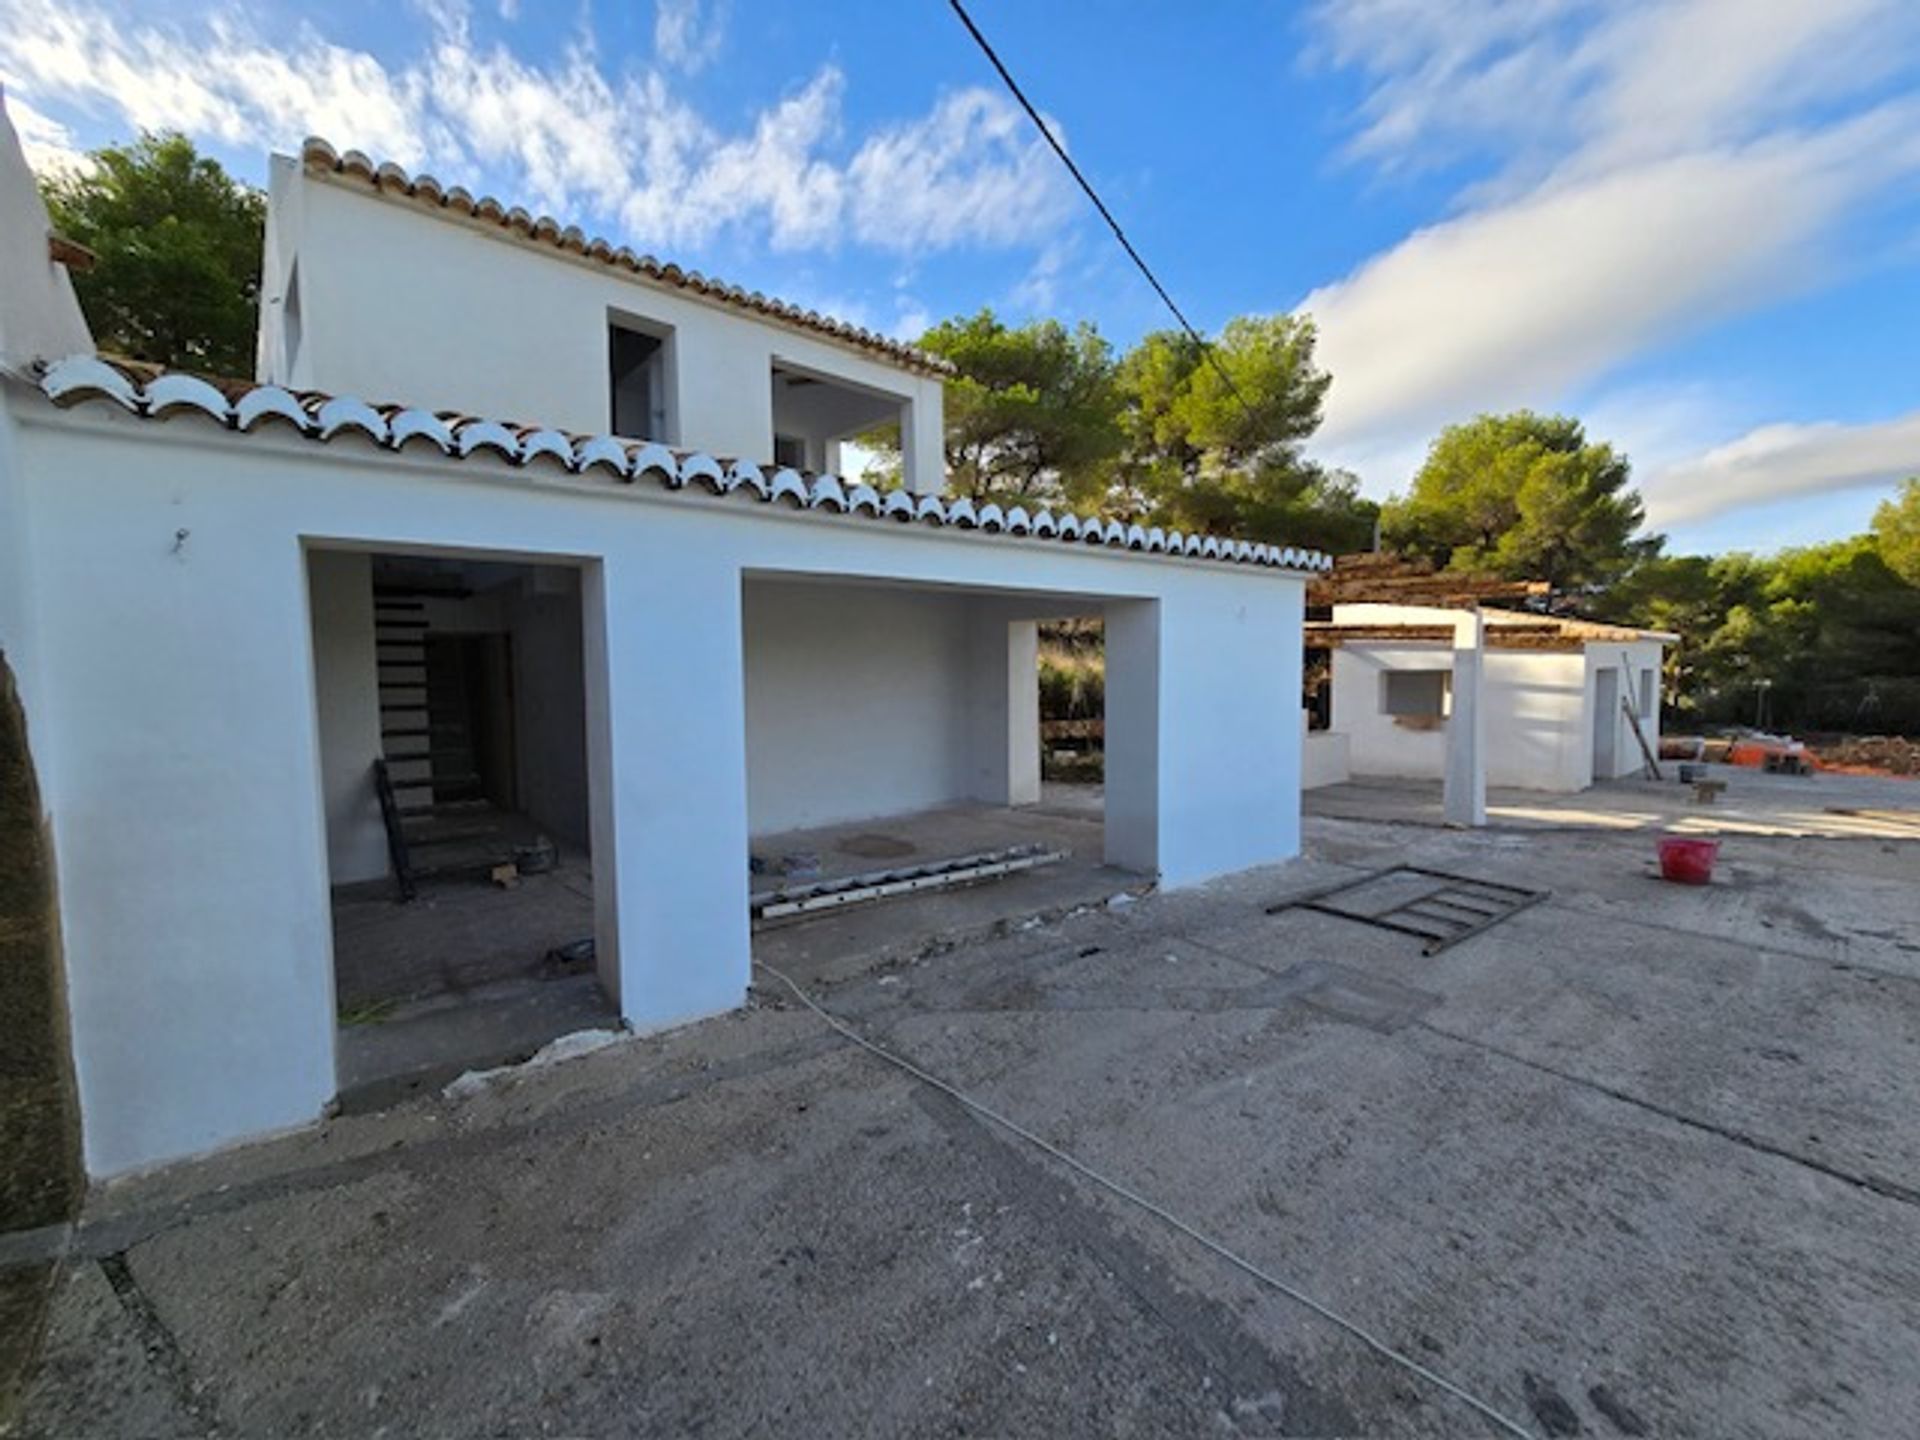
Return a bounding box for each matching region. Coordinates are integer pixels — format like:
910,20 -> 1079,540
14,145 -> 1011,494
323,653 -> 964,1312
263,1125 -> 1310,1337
540,936 -> 596,979
441,1028 -> 624,1100
1810,735 -> 1920,778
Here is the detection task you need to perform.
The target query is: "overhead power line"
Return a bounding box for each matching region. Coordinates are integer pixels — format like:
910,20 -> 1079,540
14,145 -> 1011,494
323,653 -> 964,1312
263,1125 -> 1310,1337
943,0 -> 1266,433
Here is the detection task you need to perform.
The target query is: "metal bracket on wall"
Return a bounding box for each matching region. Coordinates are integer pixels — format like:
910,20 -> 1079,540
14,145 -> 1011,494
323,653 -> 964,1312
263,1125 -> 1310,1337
1265,864 -> 1548,956
751,844 -> 1067,925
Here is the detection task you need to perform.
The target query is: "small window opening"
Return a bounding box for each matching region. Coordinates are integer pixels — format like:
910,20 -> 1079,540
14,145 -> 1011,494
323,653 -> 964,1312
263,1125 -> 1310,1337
1381,670 -> 1450,720
610,322 -> 671,441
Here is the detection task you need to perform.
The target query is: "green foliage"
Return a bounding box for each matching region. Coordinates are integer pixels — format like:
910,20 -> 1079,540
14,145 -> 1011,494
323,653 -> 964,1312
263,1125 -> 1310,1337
1383,411 -> 1651,593
40,132 -> 265,375
1116,315 -> 1374,552
1871,477 -> 1920,586
889,308 -> 1375,552
1037,621 -> 1104,722
1597,534 -> 1920,731
915,309 -> 1122,506
1037,645 -> 1104,721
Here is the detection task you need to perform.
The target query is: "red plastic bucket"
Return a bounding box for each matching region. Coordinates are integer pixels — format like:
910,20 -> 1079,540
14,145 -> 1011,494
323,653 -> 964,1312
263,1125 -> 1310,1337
1657,836 -> 1719,885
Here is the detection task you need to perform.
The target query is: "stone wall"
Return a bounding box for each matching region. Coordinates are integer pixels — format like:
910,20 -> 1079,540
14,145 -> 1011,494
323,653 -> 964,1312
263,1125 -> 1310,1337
0,650 -> 80,1231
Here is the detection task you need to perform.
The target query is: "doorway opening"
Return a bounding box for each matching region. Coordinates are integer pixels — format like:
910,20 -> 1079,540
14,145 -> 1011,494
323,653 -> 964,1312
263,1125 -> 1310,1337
1038,618 -> 1104,798
1593,666 -> 1620,782
308,548 -> 616,1109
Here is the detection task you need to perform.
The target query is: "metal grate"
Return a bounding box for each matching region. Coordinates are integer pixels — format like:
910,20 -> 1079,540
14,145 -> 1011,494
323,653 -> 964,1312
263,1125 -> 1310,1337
1266,865 -> 1548,955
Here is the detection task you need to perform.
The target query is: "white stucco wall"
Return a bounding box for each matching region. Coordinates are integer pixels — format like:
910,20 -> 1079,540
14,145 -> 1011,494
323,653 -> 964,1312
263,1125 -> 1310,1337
258,161 -> 948,493
510,575 -> 591,848
5,392 -> 1308,1176
1328,603 -> 1663,792
307,550 -> 388,883
1334,643 -> 1595,792
743,585 -> 1053,835
966,612 -> 1042,811
1586,641 -> 1666,783
742,579 -> 973,835
0,97 -> 92,371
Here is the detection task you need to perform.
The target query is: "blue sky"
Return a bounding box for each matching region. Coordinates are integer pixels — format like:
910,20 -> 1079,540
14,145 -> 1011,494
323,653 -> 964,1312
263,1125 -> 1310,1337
6,0 -> 1920,555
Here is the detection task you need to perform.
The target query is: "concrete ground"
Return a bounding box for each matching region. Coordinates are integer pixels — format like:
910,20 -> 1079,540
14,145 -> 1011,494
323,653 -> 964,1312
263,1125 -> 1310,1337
332,801 -> 1130,1109
330,852 -> 608,1109
331,853 -> 596,1013
7,799 -> 1919,1438
752,795 -> 1143,989
1309,764 -> 1920,841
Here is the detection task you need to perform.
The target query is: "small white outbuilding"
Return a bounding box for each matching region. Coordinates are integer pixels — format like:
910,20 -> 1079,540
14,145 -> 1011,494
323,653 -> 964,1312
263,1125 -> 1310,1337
0,112 -> 1331,1177
1311,602 -> 1673,797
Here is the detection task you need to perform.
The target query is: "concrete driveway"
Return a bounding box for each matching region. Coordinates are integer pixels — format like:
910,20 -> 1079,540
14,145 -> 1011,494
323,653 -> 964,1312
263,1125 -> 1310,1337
8,809 -> 1919,1438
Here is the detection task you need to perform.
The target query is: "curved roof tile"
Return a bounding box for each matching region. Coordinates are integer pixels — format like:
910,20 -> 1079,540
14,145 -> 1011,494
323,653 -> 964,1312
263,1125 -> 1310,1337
28,356 -> 1333,576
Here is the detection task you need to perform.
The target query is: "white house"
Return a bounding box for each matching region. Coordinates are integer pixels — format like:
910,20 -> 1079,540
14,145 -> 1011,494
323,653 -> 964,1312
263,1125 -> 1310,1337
1311,602 -> 1672,797
0,112 -> 1330,1178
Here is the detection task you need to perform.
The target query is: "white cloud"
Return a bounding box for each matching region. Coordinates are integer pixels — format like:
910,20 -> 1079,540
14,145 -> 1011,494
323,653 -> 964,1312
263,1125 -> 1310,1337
847,89 -> 1075,252
653,0 -> 727,75
0,0 -> 1071,259
1642,411 -> 1920,527
1309,108 -> 1918,453
647,68 -> 848,250
1303,0 -> 1920,484
4,91 -> 91,176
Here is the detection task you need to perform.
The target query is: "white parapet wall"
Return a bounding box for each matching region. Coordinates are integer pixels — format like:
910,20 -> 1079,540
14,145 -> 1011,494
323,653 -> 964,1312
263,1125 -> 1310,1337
0,382 -> 1315,1176
259,153 -> 952,494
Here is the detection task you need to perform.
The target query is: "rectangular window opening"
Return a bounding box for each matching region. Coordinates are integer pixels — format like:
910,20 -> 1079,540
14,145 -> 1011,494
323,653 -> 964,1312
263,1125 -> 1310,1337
1381,669 -> 1450,719
609,319 -> 673,442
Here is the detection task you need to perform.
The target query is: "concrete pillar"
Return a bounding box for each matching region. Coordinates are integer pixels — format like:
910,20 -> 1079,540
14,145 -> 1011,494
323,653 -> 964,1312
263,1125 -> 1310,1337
584,555 -> 751,1026
1106,582 -> 1303,884
899,394 -> 946,496
1008,620 -> 1040,806
965,608 -> 1040,807
1443,607 -> 1487,827
1102,599 -> 1160,873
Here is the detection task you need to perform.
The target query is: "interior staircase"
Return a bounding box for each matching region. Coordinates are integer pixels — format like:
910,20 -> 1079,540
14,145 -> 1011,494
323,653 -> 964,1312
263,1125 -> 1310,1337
372,583 -> 521,892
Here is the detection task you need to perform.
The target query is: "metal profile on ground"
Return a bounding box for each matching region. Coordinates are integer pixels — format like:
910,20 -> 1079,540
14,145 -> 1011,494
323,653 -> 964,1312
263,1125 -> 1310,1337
751,845 -> 1067,924
1267,865 -> 1549,955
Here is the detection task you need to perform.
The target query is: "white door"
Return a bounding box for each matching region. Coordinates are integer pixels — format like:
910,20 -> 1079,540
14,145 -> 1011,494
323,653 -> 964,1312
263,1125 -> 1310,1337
1593,668 -> 1619,781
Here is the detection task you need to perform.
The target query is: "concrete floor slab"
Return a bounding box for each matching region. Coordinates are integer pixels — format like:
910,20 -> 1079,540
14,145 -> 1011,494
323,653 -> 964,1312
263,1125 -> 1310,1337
751,798 -> 1145,991
331,858 -> 595,1012
335,974 -> 620,1113
1310,766 -> 1920,841
12,810 -> 1920,1438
